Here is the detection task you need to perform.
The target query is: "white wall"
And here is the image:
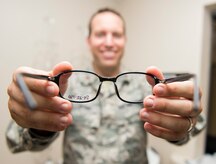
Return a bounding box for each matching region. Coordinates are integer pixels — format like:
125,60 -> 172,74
0,0 -> 215,164
122,1 -> 216,164
120,1 -> 216,164
0,1 -> 117,163
120,1 -> 204,164
121,0 -> 202,73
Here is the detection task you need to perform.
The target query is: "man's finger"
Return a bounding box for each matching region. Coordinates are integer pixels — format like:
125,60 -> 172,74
146,66 -> 164,81
51,61 -> 73,76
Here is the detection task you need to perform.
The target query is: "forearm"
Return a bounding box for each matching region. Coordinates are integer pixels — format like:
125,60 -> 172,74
6,121 -> 59,153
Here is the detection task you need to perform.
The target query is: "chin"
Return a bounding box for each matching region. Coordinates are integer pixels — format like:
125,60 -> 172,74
102,61 -> 117,67
103,63 -> 120,71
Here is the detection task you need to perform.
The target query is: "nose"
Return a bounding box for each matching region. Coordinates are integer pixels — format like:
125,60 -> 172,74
104,34 -> 114,46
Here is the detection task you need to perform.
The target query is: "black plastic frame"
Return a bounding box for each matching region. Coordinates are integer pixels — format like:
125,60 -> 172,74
16,70 -> 199,111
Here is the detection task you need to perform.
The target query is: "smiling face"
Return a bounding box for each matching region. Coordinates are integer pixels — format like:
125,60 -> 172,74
87,11 -> 126,76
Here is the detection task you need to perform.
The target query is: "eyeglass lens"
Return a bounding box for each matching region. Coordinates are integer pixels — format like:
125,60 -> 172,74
59,71 -> 101,102
115,73 -> 155,103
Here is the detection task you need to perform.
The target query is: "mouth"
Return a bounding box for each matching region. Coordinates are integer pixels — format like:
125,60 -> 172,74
101,51 -> 116,59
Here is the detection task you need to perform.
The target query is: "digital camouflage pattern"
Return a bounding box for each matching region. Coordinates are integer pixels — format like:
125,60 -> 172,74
63,80 -> 148,164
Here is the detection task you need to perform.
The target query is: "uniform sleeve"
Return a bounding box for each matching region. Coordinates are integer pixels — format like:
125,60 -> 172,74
6,120 -> 59,153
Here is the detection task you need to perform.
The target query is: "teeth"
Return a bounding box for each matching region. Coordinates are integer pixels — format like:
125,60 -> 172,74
103,51 -> 114,56
104,51 -> 114,54
104,52 -> 113,54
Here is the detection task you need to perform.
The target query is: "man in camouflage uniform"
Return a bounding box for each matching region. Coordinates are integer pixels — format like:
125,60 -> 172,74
6,8 -> 205,164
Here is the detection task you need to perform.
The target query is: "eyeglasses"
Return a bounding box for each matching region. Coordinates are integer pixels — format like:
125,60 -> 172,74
16,70 -> 199,111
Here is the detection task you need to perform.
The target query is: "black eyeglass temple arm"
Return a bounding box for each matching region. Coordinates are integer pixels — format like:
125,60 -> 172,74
15,73 -> 56,110
160,73 -> 199,112
162,73 -> 194,83
21,73 -> 53,81
16,73 -> 38,110
193,76 -> 199,112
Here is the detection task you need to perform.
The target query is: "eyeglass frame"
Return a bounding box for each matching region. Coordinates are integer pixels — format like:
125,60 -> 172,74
16,70 -> 199,112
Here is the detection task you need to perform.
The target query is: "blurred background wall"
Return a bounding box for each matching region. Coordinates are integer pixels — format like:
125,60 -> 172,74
0,0 -> 215,163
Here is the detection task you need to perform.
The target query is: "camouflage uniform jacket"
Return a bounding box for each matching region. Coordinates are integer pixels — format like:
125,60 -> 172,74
6,70 -> 206,164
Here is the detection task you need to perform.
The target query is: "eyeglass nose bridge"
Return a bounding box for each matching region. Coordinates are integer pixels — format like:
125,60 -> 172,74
99,76 -> 117,82
97,76 -> 130,103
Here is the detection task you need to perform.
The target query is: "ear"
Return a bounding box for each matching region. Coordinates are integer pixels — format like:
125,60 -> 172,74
86,35 -> 91,48
124,35 -> 127,43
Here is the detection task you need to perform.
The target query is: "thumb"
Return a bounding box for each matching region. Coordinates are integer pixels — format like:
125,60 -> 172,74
50,61 -> 73,76
146,66 -> 164,80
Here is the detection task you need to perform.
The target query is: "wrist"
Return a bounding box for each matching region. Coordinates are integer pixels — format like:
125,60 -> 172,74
168,134 -> 190,145
28,128 -> 57,139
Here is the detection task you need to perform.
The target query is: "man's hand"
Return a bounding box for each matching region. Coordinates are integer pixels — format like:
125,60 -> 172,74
7,61 -> 73,132
140,66 -> 202,141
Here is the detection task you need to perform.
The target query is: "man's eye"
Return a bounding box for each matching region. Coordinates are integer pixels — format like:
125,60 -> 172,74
95,33 -> 105,38
113,33 -> 123,38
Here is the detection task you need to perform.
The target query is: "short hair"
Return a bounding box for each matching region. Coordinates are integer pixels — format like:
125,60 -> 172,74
88,7 -> 126,36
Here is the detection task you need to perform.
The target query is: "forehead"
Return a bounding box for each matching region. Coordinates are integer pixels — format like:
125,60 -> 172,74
91,12 -> 124,32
